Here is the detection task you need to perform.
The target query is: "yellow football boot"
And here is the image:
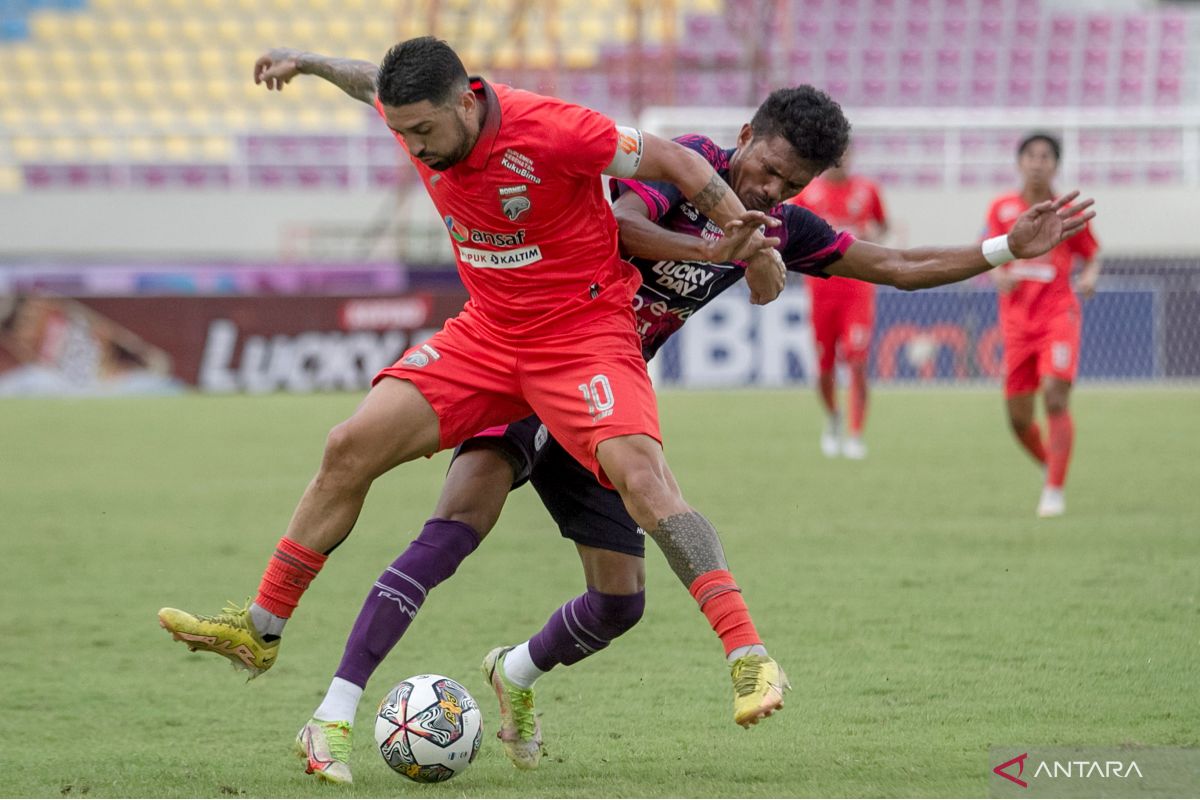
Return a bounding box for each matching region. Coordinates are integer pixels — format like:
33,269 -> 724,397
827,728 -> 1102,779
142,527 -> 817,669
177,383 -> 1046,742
730,654 -> 790,727
157,601 -> 278,677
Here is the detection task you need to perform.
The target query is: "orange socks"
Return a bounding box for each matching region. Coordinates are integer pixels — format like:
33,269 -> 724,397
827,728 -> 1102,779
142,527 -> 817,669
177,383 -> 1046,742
689,569 -> 761,656
254,537 -> 328,618
1046,411 -> 1074,489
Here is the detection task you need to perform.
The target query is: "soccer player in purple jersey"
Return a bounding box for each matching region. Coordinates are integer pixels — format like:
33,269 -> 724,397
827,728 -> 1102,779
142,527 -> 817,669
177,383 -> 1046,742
291,85 -> 1096,782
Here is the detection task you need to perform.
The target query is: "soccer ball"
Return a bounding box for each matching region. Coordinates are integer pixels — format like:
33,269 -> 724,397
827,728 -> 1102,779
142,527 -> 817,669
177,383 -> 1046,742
374,674 -> 483,783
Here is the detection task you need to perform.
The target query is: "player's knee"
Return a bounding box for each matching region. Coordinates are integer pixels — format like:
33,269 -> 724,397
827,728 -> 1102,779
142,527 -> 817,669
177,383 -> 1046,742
613,465 -> 676,522
588,588 -> 645,637
319,421 -> 375,489
1043,384 -> 1071,414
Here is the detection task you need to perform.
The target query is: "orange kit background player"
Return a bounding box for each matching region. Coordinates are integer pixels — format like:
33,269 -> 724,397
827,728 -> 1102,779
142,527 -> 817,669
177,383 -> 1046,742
985,132 -> 1101,517
789,146 -> 888,459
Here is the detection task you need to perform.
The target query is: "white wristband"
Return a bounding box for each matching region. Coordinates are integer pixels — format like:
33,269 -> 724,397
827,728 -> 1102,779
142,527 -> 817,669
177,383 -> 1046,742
982,235 -> 1015,267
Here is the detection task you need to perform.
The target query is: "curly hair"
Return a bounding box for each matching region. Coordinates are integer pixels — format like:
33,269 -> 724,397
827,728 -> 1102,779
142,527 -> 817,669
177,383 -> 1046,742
750,86 -> 851,171
377,36 -> 469,108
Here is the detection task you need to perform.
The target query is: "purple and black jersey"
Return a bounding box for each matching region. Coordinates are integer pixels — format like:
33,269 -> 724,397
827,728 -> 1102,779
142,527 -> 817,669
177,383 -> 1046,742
612,134 -> 856,359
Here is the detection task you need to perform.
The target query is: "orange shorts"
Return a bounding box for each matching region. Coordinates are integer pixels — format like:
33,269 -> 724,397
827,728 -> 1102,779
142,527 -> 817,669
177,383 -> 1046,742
808,278 -> 876,372
375,306 -> 660,488
1003,309 -> 1081,396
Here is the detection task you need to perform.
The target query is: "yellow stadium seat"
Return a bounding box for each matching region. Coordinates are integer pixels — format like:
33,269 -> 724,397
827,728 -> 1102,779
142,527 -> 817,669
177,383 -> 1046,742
131,79 -> 157,104
12,136 -> 43,160
87,50 -> 114,73
123,49 -> 151,74
74,108 -> 103,129
289,17 -> 319,42
36,106 -> 63,129
164,135 -> 193,160
0,167 -> 24,193
334,107 -> 365,130
524,43 -> 556,70
86,136 -> 117,161
222,108 -> 250,129
0,105 -> 31,131
260,106 -> 290,130
69,15 -> 100,40
50,136 -> 80,160
184,107 -> 213,130
108,107 -> 139,129
104,17 -> 136,44
58,78 -> 86,102
295,107 -> 326,130
144,18 -> 170,41
253,18 -> 284,43
95,78 -> 122,105
563,44 -> 595,69
180,17 -> 209,44
127,135 -> 155,160
216,18 -> 245,41
29,12 -> 69,40
201,136 -> 231,160
148,108 -> 174,131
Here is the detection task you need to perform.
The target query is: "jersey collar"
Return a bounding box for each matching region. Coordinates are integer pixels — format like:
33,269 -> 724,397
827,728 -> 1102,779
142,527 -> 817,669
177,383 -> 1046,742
461,77 -> 502,171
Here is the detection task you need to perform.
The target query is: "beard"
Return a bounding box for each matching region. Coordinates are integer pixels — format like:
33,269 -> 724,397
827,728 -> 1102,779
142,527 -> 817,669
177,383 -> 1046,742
424,115 -> 474,171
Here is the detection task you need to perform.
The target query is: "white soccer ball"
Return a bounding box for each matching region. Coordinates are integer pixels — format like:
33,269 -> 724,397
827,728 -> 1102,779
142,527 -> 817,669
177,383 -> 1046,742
374,674 -> 483,783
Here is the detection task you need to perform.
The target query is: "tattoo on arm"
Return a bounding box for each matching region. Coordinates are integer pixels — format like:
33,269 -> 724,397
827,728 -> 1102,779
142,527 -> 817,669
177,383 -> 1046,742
689,174 -> 729,216
646,511 -> 729,585
301,55 -> 378,104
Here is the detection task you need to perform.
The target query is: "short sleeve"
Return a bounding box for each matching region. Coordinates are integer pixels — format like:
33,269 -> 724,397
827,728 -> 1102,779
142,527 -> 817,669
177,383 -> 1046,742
868,182 -> 887,225
537,99 -> 620,179
610,134 -> 723,222
777,203 -> 856,277
984,199 -> 1006,239
1068,222 -> 1100,260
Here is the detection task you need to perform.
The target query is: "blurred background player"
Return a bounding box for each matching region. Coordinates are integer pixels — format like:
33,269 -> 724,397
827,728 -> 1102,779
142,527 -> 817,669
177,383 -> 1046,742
788,146 -> 888,459
984,132 -> 1101,517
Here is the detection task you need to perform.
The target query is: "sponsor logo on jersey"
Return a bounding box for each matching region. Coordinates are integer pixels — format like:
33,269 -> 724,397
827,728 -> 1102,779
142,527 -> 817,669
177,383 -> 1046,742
457,244 -> 544,269
469,228 -> 527,247
502,195 -> 532,221
401,343 -> 441,368
500,148 -> 542,184
444,216 -> 469,243
650,260 -> 730,300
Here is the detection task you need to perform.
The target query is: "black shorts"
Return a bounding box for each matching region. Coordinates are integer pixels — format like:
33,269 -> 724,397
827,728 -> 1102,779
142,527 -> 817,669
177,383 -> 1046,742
452,415 -> 645,558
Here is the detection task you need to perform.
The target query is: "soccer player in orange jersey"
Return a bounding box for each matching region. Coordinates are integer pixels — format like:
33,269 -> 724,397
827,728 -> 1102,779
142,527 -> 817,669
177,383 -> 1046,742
158,37 -> 796,770
985,133 -> 1101,517
789,147 -> 887,459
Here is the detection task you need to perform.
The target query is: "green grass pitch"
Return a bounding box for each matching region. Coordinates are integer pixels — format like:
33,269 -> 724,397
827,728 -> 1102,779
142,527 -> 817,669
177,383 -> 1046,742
2,387 -> 1197,797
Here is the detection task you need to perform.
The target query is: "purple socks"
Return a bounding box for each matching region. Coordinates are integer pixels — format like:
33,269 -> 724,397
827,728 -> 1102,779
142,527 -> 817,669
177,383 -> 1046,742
528,587 -> 645,671
334,518 -> 480,688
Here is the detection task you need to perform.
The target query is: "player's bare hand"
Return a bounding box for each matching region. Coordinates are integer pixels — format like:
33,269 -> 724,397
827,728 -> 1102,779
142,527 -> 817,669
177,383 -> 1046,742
744,247 -> 786,305
1008,189 -> 1096,259
707,212 -> 780,263
1074,264 -> 1100,300
254,48 -> 304,90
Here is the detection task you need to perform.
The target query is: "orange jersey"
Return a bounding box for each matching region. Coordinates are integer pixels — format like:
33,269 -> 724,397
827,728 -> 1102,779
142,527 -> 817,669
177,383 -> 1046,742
789,175 -> 886,300
375,80 -> 638,339
985,191 -> 1100,336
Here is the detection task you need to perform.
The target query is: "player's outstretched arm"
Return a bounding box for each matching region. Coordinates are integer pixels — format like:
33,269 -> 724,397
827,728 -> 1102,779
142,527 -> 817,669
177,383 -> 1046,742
628,133 -> 786,303
253,47 -> 378,105
828,191 -> 1095,290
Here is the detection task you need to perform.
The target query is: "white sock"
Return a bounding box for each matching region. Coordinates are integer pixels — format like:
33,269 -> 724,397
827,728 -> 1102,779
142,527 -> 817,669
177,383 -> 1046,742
502,642 -> 546,689
313,677 -> 364,726
727,644 -> 768,662
249,603 -> 286,638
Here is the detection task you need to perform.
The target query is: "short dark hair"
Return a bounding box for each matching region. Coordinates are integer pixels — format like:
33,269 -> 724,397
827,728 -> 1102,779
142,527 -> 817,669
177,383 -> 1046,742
1018,131 -> 1061,161
750,86 -> 851,171
377,37 -> 469,107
